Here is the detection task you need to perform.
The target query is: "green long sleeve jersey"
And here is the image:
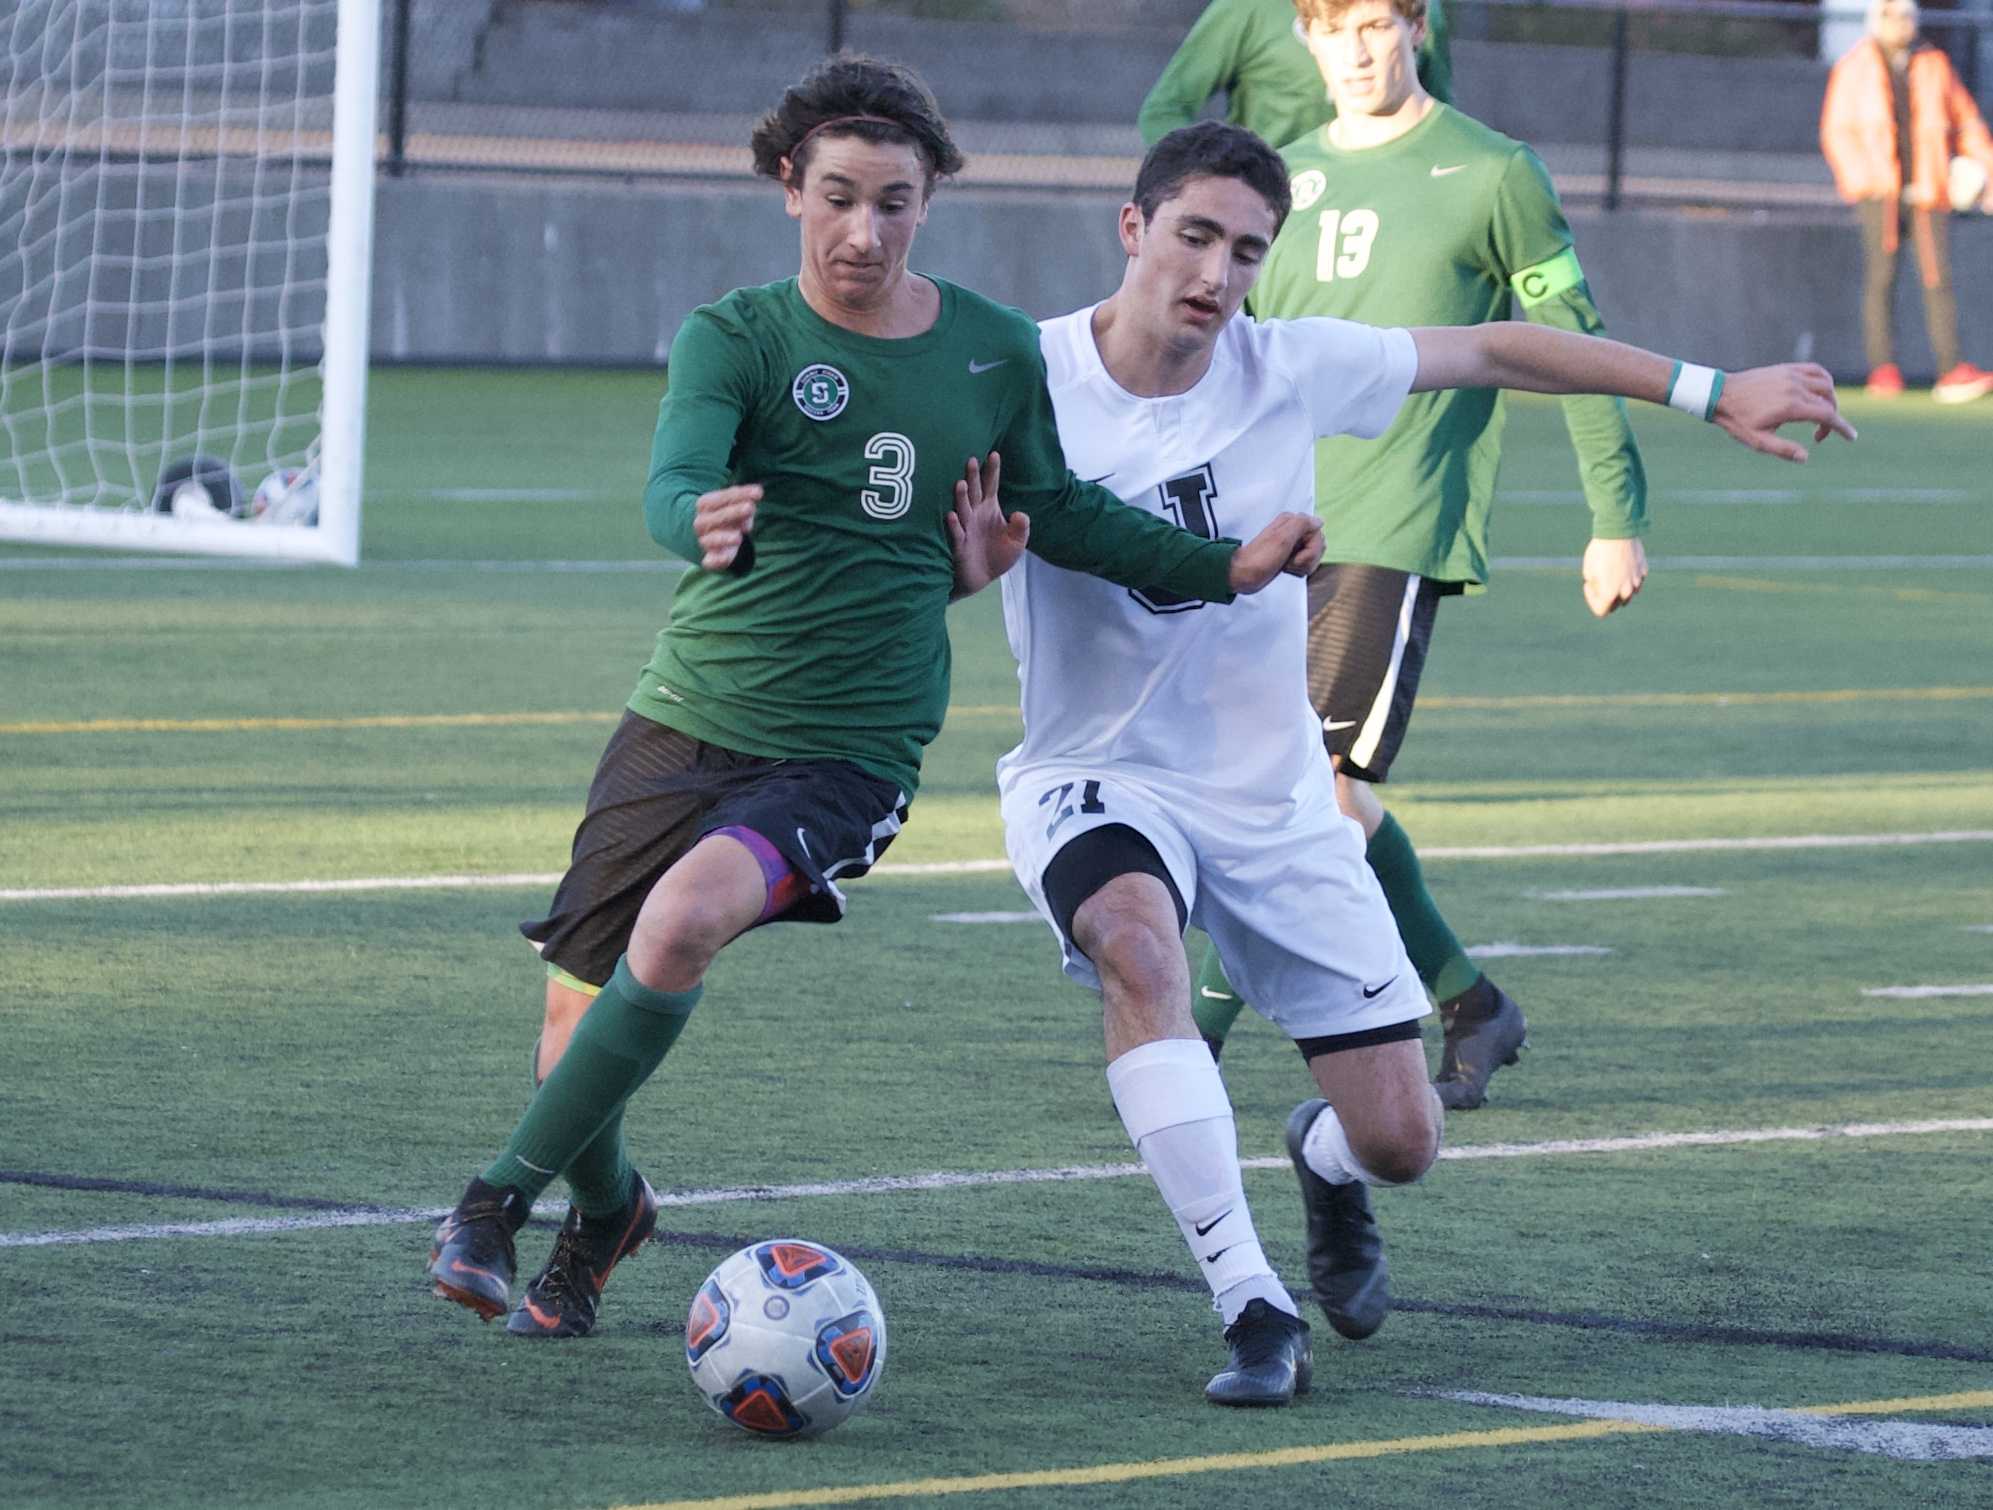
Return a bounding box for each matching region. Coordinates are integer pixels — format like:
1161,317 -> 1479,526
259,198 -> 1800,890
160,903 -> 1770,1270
640,276 -> 1239,798
1249,104 -> 1647,587
1138,0 -> 1452,150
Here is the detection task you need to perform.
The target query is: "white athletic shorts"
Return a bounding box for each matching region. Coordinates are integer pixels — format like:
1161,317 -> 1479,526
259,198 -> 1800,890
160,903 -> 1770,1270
999,763 -> 1430,1041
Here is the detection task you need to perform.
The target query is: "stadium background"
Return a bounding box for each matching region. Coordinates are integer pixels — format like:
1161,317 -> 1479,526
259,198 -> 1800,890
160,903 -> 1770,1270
6,0 -> 1990,371
373,0 -> 1993,370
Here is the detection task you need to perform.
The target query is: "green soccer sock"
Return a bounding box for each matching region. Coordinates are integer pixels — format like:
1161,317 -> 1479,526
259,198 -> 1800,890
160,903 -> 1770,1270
1365,812 -> 1481,1003
482,958 -> 701,1205
562,1109 -> 636,1219
1192,941 -> 1248,1044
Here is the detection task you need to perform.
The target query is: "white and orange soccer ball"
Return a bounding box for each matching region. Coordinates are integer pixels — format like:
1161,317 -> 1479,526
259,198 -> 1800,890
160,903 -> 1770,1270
685,1239 -> 886,1439
250,467 -> 319,526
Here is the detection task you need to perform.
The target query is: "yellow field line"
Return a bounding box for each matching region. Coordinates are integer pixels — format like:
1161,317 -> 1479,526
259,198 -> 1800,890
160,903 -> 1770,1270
1693,574 -> 1986,604
0,711 -> 615,735
613,1390 -> 1993,1510
615,1421 -> 1665,1510
1800,1389 -> 1993,1417
5,686 -> 1990,736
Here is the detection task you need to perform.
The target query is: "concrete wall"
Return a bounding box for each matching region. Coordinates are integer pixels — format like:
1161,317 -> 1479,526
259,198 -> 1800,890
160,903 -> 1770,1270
15,168 -> 1939,376
369,173 -> 1992,381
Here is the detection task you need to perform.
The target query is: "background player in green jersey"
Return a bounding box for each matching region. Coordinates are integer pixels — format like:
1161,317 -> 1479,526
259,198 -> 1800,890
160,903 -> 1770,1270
1190,0 -> 1664,1109
423,54 -> 1324,1343
1140,0 -> 1450,150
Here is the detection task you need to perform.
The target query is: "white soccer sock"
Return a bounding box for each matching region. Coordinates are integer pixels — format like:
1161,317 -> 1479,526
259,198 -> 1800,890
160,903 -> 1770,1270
1301,1102 -> 1408,1187
1107,1037 -> 1298,1326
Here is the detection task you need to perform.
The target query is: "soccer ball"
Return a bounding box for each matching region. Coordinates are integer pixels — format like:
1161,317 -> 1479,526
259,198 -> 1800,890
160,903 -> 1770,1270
250,467 -> 319,526
685,1239 -> 886,1439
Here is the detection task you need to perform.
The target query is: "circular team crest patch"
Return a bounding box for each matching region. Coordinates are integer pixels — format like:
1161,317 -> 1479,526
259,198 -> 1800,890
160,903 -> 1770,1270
1289,169 -> 1326,212
792,363 -> 850,421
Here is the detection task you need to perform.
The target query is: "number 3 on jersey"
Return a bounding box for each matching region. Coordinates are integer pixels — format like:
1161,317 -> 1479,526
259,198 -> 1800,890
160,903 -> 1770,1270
862,431 -> 915,520
1314,209 -> 1379,283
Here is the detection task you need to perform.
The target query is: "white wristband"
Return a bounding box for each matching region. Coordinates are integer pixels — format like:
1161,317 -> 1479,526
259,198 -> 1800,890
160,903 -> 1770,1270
1666,361 -> 1724,422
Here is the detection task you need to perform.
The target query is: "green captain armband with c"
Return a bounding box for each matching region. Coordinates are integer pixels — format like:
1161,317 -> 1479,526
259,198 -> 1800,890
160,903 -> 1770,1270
1507,247 -> 1585,309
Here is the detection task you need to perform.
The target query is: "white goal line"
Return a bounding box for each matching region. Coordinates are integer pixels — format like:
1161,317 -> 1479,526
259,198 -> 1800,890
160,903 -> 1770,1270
5,830 -> 1990,904
4,1118 -> 1987,1250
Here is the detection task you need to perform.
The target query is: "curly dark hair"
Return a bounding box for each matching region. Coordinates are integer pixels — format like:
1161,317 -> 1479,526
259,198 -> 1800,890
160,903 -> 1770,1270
749,54 -> 966,194
1132,122 -> 1293,230
1294,0 -> 1428,29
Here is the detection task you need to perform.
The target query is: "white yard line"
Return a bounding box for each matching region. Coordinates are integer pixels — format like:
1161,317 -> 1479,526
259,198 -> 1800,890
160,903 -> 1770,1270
5,551 -> 1986,574
0,556 -> 685,573
1494,554 -> 1993,572
6,830 -> 1990,903
932,911 -> 1040,924
1465,943 -> 1613,958
1433,1391 -> 1993,1461
1419,831 -> 1993,860
1499,487 -> 1974,507
6,1120 -> 1986,1250
0,873 -> 565,902
1861,984 -> 1993,999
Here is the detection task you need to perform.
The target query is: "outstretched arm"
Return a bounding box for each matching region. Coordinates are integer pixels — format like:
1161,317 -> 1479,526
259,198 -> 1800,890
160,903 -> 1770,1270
1407,323 -> 1856,462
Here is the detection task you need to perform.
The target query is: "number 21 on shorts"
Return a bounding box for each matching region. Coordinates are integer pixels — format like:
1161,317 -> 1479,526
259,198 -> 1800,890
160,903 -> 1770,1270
1040,779 -> 1106,841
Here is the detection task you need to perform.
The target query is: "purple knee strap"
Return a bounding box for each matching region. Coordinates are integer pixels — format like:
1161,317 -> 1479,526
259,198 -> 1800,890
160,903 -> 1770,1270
711,824 -> 810,923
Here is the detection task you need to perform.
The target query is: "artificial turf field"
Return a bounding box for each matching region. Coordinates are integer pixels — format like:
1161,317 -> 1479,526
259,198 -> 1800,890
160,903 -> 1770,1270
2,374 -> 1989,1509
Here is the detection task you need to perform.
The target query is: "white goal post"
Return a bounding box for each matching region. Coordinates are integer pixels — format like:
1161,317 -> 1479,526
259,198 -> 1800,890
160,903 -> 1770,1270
0,0 -> 379,565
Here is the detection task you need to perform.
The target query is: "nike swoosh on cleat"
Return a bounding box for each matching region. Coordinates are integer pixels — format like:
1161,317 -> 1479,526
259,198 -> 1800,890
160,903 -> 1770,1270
449,1258 -> 501,1283
1430,163 -> 1467,177
1193,1209 -> 1233,1238
524,1299 -> 562,1328
1362,976 -> 1399,999
968,358 -> 1010,374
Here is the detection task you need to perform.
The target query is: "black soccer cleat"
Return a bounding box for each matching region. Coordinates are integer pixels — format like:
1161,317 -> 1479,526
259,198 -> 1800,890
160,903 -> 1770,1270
505,1173 -> 659,1339
1432,976 -> 1528,1111
1285,1099 -> 1390,1340
1204,1298 -> 1313,1407
428,1177 -> 529,1321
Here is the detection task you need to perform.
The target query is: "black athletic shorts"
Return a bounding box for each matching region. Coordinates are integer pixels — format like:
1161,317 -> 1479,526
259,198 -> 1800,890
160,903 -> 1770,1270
521,711 -> 909,988
1305,562 -> 1457,784
1041,822 -> 1188,956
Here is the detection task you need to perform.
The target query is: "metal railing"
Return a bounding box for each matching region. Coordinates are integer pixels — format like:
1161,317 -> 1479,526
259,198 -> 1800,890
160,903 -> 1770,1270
373,0 -> 1992,212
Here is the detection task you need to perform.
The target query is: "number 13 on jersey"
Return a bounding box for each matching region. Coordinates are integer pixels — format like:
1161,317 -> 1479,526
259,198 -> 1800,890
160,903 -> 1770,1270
1315,209 -> 1379,283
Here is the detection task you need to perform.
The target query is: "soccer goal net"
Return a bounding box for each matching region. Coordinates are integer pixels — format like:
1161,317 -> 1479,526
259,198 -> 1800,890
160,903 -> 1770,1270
0,0 -> 378,564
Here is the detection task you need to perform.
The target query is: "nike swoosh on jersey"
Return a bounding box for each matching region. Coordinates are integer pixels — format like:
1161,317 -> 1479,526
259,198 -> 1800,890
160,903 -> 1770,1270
1430,164 -> 1467,177
1323,718 -> 1358,732
968,358 -> 1010,374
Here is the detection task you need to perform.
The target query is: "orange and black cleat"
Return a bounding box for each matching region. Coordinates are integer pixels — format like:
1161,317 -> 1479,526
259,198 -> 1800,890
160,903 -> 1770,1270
505,1173 -> 659,1339
428,1178 -> 529,1321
